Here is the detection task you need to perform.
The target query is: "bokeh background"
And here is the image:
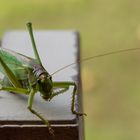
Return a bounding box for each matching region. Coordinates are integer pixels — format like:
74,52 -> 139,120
0,0 -> 140,139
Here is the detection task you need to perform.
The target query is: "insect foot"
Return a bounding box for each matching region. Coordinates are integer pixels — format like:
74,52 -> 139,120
72,111 -> 87,116
48,127 -> 55,136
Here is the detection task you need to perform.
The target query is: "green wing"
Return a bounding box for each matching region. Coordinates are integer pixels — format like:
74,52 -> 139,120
0,48 -> 38,80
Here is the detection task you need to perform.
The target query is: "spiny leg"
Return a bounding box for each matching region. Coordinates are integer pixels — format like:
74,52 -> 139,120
50,86 -> 69,100
27,88 -> 54,135
53,82 -> 86,116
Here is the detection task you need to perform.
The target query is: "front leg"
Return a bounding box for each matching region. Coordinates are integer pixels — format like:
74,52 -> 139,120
0,84 -> 29,94
27,88 -> 54,135
53,82 -> 86,116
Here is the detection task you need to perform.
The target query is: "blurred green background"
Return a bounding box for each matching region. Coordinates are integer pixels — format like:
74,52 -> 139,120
1,0 -> 140,139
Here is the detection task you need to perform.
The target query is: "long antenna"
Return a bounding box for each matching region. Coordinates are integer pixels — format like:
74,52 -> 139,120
51,47 -> 140,75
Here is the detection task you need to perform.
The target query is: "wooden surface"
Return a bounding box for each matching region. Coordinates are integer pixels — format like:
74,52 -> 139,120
0,31 -> 84,140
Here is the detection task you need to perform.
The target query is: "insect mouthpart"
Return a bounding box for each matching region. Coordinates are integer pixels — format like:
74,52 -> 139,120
41,94 -> 50,101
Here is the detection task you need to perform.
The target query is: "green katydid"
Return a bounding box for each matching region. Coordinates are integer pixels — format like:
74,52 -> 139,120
0,22 -> 86,134
0,22 -> 140,135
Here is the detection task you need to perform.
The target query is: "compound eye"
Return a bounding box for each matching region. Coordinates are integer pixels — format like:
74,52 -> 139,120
47,75 -> 52,80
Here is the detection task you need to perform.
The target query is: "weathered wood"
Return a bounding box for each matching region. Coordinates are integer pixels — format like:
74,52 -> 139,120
0,31 -> 84,140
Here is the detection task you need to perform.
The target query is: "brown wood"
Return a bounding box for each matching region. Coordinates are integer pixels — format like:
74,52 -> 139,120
0,31 -> 84,140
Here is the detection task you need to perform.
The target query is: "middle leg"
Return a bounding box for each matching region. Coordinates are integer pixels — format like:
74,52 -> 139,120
52,82 -> 86,116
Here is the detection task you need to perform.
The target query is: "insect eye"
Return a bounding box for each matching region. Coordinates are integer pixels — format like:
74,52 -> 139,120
47,75 -> 52,80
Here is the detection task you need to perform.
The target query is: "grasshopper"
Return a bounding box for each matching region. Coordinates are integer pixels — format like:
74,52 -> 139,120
0,22 -> 140,134
0,22 -> 86,134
